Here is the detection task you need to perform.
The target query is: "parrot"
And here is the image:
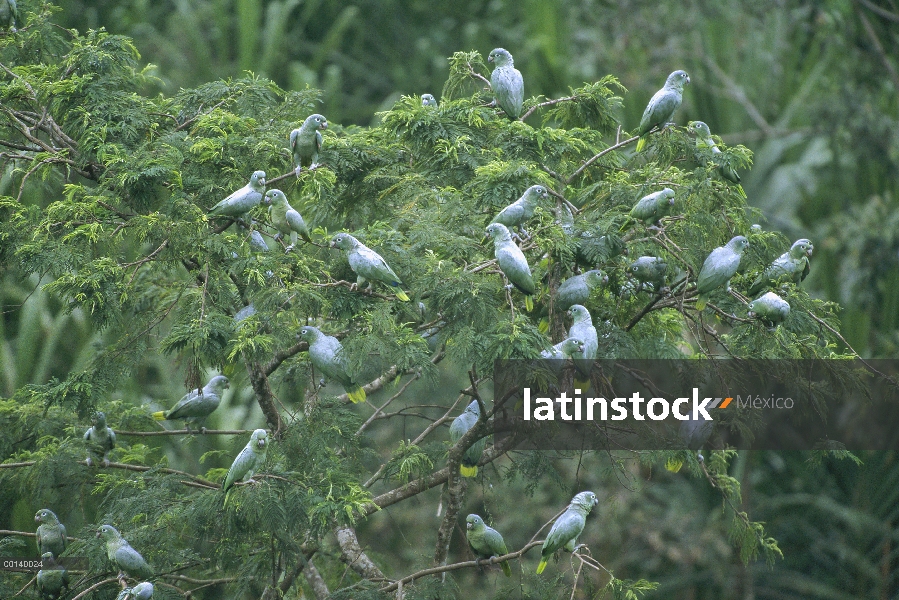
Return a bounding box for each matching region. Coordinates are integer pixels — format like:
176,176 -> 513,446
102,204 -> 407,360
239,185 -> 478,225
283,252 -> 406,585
36,553 -> 69,600
117,582 -> 154,600
567,305 -> 597,389
84,411 -> 116,467
536,491 -> 598,574
298,326 -> 366,403
635,70 -> 690,152
151,375 -> 229,432
628,256 -> 668,294
330,233 -> 410,301
466,514 -> 512,577
35,509 -> 67,558
488,48 -> 524,119
264,189 -> 311,249
449,399 -> 486,477
422,94 -> 438,108
540,337 -> 585,360
236,219 -> 270,252
486,222 -> 536,311
222,428 -> 269,501
290,114 -> 328,175
695,236 -> 750,310
208,170 -> 266,218
556,270 -> 608,310
747,238 -> 813,296
666,412 -> 715,472
688,121 -> 746,198
628,187 -> 676,225
748,291 -> 791,325
96,525 -> 154,579
490,184 -> 549,236
0,0 -> 17,32
234,303 -> 256,322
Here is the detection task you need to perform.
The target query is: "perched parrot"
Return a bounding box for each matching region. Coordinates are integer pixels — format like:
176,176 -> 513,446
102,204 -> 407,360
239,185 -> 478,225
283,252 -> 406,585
568,305 -> 597,389
635,70 -> 690,152
223,428 -> 269,501
490,184 -> 549,235
96,525 -> 153,579
298,326 -> 366,403
557,270 -> 608,311
208,171 -> 266,218
84,411 -> 115,467
628,256 -> 668,293
36,553 -> 68,600
688,121 -> 746,198
747,238 -> 813,296
748,291 -> 791,325
466,514 -> 512,577
35,509 -> 67,557
629,188 -> 676,225
695,236 -> 750,310
234,303 -> 256,322
330,233 -> 410,301
236,220 -> 270,252
486,223 -> 536,311
488,48 -> 524,119
449,399 -> 486,477
422,94 -> 438,108
264,189 -> 311,249
151,375 -> 229,432
116,582 -> 154,600
290,114 -> 328,175
666,413 -> 715,473
536,491 -> 598,574
540,337 -> 585,360
0,0 -> 17,32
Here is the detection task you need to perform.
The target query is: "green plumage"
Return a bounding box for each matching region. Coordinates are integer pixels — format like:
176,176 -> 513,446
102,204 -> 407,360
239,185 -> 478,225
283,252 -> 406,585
567,305 -> 597,386
695,236 -> 750,310
0,0 -> 16,31
748,238 -> 813,296
689,121 -> 746,197
290,114 -> 327,174
265,189 -> 311,249
536,491 -> 598,573
299,325 -> 366,403
330,233 -> 410,301
35,509 -> 67,558
449,400 -> 486,477
486,223 -> 535,310
557,270 -> 607,310
488,48 -> 524,119
628,256 -> 668,293
635,70 -> 690,152
491,184 -> 548,232
36,553 -> 68,600
96,525 -> 154,579
748,291 -> 791,325
84,411 -> 115,467
466,514 -> 512,577
629,188 -> 675,224
116,582 -> 154,600
421,94 -> 438,107
223,428 -> 269,495
208,170 -> 266,217
152,374 -> 228,430
541,336 -> 585,360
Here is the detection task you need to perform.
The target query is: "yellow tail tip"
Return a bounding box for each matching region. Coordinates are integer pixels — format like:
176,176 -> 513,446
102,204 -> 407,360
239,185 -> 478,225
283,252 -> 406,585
537,318 -> 549,334
151,411 -> 166,421
665,457 -> 684,473
536,560 -> 548,574
695,299 -> 707,311
736,184 -> 747,199
635,137 -> 646,152
395,290 -> 410,302
525,296 -> 534,312
459,464 -> 478,477
348,388 -> 366,403
574,379 -> 591,392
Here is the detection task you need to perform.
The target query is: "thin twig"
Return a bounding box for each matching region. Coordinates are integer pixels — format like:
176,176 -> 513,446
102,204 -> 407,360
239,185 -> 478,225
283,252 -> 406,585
565,136 -> 640,184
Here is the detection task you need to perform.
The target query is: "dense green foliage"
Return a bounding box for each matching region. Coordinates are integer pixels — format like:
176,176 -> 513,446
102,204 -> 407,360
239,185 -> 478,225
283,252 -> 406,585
1,2 -> 897,600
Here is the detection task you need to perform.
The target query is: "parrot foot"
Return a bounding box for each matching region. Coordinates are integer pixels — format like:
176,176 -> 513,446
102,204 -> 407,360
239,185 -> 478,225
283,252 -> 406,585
294,166 -> 303,177
309,163 -> 320,171
285,244 -> 295,252
572,543 -> 587,553
318,378 -> 326,389
102,458 -> 110,468
697,451 -> 705,463
503,283 -> 514,291
200,426 -> 208,434
85,457 -> 93,467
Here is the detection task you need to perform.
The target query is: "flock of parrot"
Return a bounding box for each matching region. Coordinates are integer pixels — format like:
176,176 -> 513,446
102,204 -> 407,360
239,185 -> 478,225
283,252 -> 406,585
23,44 -> 818,597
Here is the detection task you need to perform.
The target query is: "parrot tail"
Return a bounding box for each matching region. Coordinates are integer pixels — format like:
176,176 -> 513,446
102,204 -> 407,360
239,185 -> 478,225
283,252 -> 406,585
151,411 -> 167,421
537,318 -> 549,334
736,184 -> 747,199
694,298 -> 707,311
347,387 -> 367,404
665,457 -> 684,473
524,295 -> 534,312
574,378 -> 591,392
459,464 -> 478,478
536,559 -> 548,574
395,290 -> 410,302
501,561 -> 512,577
635,137 -> 646,153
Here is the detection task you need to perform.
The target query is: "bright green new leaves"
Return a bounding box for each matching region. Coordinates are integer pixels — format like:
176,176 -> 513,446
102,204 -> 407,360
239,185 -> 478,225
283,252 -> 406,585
695,235 -> 750,310
688,121 -> 746,198
536,491 -> 598,574
223,428 -> 269,496
491,184 -> 549,234
83,411 -> 115,467
36,553 -> 68,600
629,187 -> 675,224
466,514 -> 512,577
264,189 -> 311,249
635,70 -> 690,152
208,170 -> 266,217
748,238 -> 813,296
748,291 -> 791,325
486,223 -> 535,311
290,113 -> 328,174
35,509 -> 67,558
96,525 -> 154,579
298,325 -> 366,403
330,233 -> 410,301
488,48 -> 524,119
151,375 -> 229,431
449,399 -> 486,477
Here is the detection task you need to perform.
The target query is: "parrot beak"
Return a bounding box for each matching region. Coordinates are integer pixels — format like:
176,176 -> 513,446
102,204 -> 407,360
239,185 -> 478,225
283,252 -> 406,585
96,530 -> 103,538
260,178 -> 267,186
488,55 -> 494,63
35,515 -> 40,523
748,310 -> 756,318
321,122 -> 328,130
685,75 -> 691,85
329,240 -> 337,248
807,248 -> 814,257
602,275 -> 609,284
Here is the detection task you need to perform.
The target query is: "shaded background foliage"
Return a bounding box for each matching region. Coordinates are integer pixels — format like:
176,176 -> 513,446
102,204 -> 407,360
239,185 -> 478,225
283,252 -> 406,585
1,0 -> 898,599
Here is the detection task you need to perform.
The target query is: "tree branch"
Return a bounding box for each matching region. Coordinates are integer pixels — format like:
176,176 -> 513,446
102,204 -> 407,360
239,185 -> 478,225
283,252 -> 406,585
520,95 -> 577,122
335,526 -> 386,580
115,429 -> 252,436
565,135 -> 639,184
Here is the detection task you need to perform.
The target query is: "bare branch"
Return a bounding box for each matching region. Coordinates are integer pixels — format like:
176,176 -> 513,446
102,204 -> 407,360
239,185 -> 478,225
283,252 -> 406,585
335,526 -> 386,580
566,135 -> 640,184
